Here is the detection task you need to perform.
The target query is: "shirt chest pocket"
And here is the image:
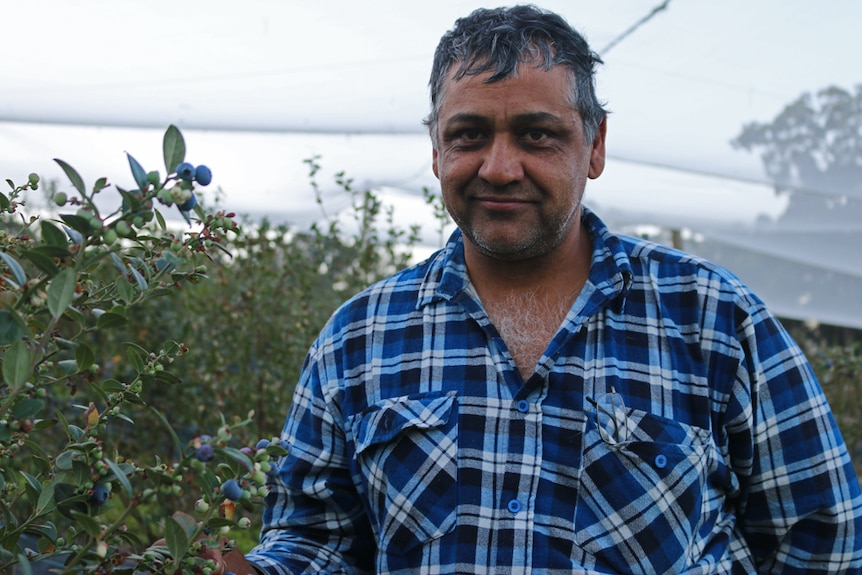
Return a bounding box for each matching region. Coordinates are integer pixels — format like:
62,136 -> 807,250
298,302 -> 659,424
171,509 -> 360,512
575,408 -> 714,575
350,391 -> 458,555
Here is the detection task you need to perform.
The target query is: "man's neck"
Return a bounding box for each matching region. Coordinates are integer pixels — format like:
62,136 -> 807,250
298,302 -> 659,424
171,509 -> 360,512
464,224 -> 592,379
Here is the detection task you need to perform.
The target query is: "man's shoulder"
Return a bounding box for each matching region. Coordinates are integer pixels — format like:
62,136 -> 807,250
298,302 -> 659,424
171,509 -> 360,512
325,249 -> 445,330
612,232 -> 766,313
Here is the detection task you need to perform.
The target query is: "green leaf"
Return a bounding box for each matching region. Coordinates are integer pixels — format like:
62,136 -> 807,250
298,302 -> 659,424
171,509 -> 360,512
15,554 -> 32,575
104,458 -> 132,497
55,450 -> 74,471
101,379 -> 125,393
154,208 -> 167,231
0,250 -> 27,286
96,311 -> 128,329
119,190 -> 142,214
13,398 -> 43,419
164,515 -> 188,560
59,214 -> 91,236
69,510 -> 101,537
128,264 -> 148,291
153,370 -> 181,385
0,190 -> 9,211
74,343 -> 95,372
19,248 -> 60,278
40,220 -> 68,247
221,447 -> 254,472
35,480 -> 56,515
149,405 -> 184,457
93,176 -> 109,193
54,158 -> 85,196
163,125 -> 186,175
205,517 -> 236,530
127,153 -> 149,190
0,310 -> 26,346
116,277 -> 134,304
2,339 -> 32,388
47,268 -> 76,319
57,359 -> 79,375
172,511 -> 198,537
20,471 -> 41,495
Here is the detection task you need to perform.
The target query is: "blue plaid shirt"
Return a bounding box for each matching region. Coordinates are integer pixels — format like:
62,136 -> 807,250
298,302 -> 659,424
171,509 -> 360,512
247,207 -> 862,574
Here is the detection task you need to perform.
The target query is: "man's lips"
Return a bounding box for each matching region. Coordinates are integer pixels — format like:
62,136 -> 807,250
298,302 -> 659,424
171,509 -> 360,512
475,197 -> 531,211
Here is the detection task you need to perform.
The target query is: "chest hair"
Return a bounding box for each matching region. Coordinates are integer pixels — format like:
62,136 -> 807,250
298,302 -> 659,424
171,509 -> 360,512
483,288 -> 576,380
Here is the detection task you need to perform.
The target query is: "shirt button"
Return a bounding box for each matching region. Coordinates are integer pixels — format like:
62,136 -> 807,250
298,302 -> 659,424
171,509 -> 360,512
507,499 -> 522,514
654,454 -> 668,469
516,399 -> 530,413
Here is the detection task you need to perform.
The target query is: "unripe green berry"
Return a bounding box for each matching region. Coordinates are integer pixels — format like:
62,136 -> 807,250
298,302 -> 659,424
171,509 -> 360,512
28,173 -> 40,186
54,192 -> 68,206
115,221 -> 132,238
103,228 -> 117,245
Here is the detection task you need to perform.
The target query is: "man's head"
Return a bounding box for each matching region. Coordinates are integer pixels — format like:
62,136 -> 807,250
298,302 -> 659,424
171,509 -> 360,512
425,4 -> 607,145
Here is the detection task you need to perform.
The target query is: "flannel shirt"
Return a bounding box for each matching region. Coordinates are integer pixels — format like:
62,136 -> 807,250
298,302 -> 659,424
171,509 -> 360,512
247,207 -> 862,574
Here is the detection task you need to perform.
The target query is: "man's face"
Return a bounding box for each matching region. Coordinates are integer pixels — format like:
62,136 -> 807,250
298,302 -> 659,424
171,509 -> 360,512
432,62 -> 606,262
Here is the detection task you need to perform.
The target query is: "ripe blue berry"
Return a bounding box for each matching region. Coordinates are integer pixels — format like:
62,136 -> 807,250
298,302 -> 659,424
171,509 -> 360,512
195,443 -> 215,462
179,193 -> 198,211
256,438 -> 271,450
176,162 -> 196,181
194,164 -> 212,186
221,479 -> 243,501
91,483 -> 110,505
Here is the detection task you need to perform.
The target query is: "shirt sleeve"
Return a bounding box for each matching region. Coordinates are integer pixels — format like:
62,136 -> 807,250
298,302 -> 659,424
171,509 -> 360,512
245,349 -> 375,575
726,300 -> 862,574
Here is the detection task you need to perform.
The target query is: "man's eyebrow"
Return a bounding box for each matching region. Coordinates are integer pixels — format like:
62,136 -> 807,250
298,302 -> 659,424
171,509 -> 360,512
511,111 -> 567,125
442,113 -> 491,127
443,111 -> 568,127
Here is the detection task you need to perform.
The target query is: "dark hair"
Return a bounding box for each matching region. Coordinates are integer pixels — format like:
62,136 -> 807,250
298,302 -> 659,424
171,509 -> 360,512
425,5 -> 607,143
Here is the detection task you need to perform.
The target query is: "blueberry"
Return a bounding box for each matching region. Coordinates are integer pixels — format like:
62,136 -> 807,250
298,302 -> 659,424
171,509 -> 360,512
256,438 -> 271,450
179,193 -> 198,211
221,479 -> 243,501
194,164 -> 212,186
195,443 -> 215,462
90,483 -> 110,505
176,162 -> 196,181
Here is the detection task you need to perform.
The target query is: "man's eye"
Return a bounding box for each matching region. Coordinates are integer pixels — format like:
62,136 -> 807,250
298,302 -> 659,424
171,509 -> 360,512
524,130 -> 549,142
460,129 -> 484,141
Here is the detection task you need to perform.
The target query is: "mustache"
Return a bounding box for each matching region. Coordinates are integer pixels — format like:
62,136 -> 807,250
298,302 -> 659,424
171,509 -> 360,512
466,181 -> 537,200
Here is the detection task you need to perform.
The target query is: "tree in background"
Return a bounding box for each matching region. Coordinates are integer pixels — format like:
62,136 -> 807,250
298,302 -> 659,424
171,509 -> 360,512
733,84 -> 862,226
732,85 -> 862,474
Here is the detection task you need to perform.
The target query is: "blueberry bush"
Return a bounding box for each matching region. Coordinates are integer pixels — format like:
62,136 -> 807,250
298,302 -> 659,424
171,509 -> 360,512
0,126 -> 283,573
0,127 -> 438,573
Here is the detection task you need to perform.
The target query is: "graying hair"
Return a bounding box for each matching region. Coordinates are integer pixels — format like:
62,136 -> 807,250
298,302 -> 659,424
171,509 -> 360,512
424,5 -> 607,144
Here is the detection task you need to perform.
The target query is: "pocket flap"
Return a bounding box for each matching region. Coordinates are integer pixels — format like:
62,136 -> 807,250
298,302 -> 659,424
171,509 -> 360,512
352,391 -> 456,455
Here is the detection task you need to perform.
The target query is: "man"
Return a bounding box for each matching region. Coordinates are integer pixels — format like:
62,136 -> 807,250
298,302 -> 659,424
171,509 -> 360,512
227,5 -> 862,574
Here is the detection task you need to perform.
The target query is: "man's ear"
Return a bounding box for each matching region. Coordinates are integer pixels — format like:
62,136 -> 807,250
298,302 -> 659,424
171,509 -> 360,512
588,116 -> 607,179
432,145 -> 440,179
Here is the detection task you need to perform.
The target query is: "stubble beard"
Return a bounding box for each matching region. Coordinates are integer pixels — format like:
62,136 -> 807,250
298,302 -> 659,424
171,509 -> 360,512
456,197 -> 582,262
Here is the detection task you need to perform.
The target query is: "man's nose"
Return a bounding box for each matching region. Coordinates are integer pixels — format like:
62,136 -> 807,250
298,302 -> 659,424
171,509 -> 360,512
478,136 -> 524,185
